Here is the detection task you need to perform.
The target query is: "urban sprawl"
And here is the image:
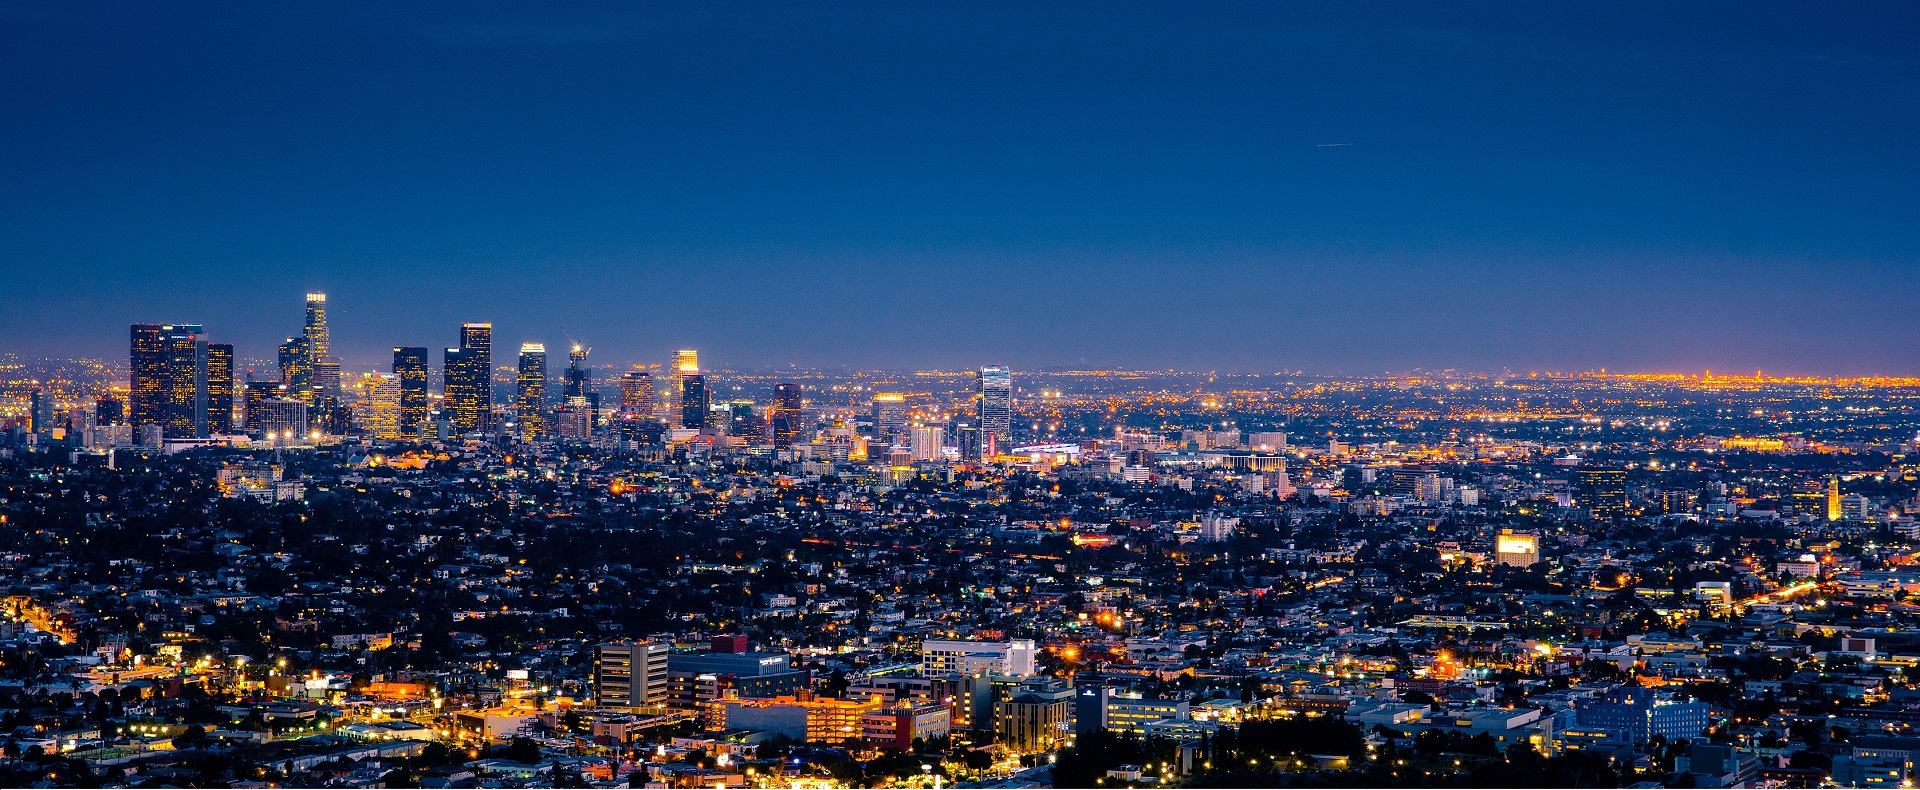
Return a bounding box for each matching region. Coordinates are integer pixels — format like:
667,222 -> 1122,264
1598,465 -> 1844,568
6,295 -> 1920,788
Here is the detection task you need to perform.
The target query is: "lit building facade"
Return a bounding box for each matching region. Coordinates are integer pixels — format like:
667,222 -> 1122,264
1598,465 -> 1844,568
516,342 -> 547,441
978,365 -> 1012,456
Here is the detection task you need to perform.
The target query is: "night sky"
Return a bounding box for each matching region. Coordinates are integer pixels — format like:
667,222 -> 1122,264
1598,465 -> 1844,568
3,2 -> 1916,374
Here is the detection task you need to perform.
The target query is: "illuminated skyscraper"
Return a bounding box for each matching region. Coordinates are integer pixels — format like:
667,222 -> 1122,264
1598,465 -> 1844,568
1828,477 -> 1842,521
517,342 -> 548,441
244,381 -> 287,431
728,401 -> 764,440
130,324 -> 169,433
564,343 -> 593,404
351,373 -> 402,439
27,389 -> 50,434
393,347 -> 429,438
206,343 -> 234,435
619,368 -> 654,416
769,381 -> 804,448
871,393 -> 908,442
304,293 -> 339,401
680,374 -> 709,429
1579,467 -> 1627,520
910,426 -> 946,462
444,323 -> 493,435
162,324 -> 208,439
978,365 -> 1013,455
278,336 -> 312,397
670,349 -> 698,427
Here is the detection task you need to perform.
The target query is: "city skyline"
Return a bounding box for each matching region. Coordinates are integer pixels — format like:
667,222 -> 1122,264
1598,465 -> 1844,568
3,3 -> 1919,373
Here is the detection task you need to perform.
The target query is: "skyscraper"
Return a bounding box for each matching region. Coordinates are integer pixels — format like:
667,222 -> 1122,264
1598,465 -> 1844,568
206,343 -> 234,435
305,293 -> 339,401
130,324 -> 169,433
162,324 -> 209,439
278,336 -> 312,398
619,368 -> 654,416
978,365 -> 1013,456
871,392 -> 908,442
769,381 -> 804,448
728,401 -> 764,440
27,389 -> 50,435
244,381 -> 287,430
1579,467 -> 1628,520
517,342 -> 547,441
564,343 -> 593,405
393,347 -> 429,439
670,349 -> 698,427
1828,477 -> 1843,522
680,374 -> 709,429
444,323 -> 493,436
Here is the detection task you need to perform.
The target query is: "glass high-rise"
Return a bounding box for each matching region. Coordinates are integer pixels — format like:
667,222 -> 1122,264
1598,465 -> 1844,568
304,293 -> 338,400
769,381 -> 804,448
619,368 -> 654,416
444,323 -> 492,435
517,342 -> 547,441
680,374 -> 709,429
130,324 -> 170,433
206,343 -> 234,435
978,365 -> 1013,455
162,324 -> 208,439
393,347 -> 429,439
278,336 -> 312,398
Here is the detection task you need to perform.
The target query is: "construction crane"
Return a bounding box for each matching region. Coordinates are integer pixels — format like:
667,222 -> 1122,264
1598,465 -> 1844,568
559,327 -> 591,359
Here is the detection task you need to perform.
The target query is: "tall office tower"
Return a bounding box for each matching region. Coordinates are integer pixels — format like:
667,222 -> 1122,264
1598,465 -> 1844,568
443,347 -> 483,436
160,324 -> 209,439
680,374 -> 709,429
444,323 -> 493,435
1579,467 -> 1628,520
27,389 -> 50,434
303,293 -> 341,402
461,323 -> 492,357
978,365 -> 1013,456
668,349 -> 698,426
728,401 -> 764,440
595,641 -> 670,710
619,368 -> 654,416
516,343 -> 548,441
669,349 -> 697,424
769,381 -> 804,448
206,343 -> 234,435
243,381 -> 287,430
95,396 -> 124,427
910,426 -> 946,462
354,374 -> 402,439
278,336 -> 312,397
564,344 -> 594,406
871,392 -> 908,442
393,347 -> 429,439
130,324 -> 169,432
303,293 -> 330,363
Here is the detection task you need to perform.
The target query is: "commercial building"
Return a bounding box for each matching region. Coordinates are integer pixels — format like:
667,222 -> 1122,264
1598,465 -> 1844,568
393,347 -> 429,438
920,639 -> 1037,678
516,343 -> 547,441
978,365 -> 1013,456
863,701 -> 951,750
595,641 -> 669,710
444,323 -> 492,435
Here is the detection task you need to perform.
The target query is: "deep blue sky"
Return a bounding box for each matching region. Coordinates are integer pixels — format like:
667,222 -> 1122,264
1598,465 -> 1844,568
3,2 -> 1916,374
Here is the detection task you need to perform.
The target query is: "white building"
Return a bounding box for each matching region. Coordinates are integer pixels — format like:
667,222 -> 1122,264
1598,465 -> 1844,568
919,639 -> 1036,678
1198,512 -> 1240,542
